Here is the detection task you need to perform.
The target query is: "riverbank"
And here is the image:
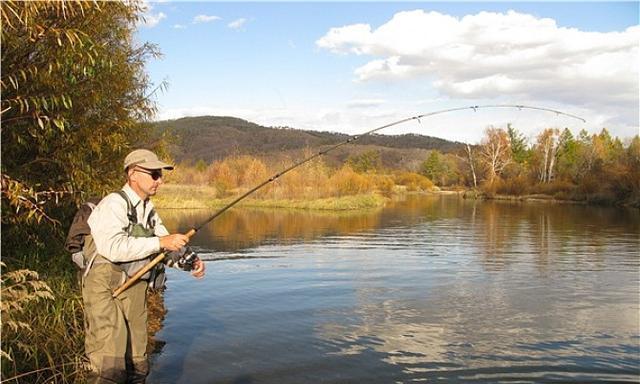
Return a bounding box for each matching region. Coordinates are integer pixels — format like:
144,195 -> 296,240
0,253 -> 169,384
154,184 -> 389,210
461,189 -> 640,208
155,183 -> 638,210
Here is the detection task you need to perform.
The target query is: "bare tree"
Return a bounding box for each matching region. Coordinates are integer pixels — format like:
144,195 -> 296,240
479,126 -> 512,182
535,128 -> 562,183
465,144 -> 478,188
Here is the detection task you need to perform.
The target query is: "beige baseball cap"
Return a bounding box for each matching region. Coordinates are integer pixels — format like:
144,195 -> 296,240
123,149 -> 174,171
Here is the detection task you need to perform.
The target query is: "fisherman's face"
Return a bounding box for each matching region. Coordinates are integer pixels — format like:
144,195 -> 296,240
130,166 -> 164,199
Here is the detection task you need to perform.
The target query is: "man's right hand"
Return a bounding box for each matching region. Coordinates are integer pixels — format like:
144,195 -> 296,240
159,234 -> 189,251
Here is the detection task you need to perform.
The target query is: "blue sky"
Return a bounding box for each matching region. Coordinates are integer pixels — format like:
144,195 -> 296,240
136,2 -> 639,143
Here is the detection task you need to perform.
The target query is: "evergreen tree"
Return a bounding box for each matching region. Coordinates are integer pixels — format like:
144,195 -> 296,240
507,124 -> 529,164
556,128 -> 578,180
420,151 -> 448,186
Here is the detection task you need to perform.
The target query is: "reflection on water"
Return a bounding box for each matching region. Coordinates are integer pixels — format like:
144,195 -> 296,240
150,195 -> 640,383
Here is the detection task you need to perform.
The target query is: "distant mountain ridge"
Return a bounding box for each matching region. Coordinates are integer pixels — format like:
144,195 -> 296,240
151,116 -> 465,169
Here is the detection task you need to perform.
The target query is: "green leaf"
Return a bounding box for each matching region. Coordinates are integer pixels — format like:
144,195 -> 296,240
53,118 -> 65,131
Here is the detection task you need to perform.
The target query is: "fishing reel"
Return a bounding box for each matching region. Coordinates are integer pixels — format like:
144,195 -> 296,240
179,248 -> 198,271
167,246 -> 199,271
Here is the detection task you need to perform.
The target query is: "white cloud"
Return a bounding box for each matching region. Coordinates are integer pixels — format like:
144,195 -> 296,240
228,18 -> 247,30
137,1 -> 166,28
173,24 -> 187,30
193,14 -> 221,24
316,10 -> 640,129
347,99 -> 386,108
143,12 -> 166,28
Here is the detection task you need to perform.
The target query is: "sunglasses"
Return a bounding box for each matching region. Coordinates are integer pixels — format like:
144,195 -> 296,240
135,168 -> 163,181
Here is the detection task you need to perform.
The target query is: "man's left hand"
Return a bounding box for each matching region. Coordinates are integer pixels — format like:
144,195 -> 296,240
191,258 -> 205,279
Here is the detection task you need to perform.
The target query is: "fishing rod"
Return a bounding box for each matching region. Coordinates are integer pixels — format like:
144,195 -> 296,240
112,104 -> 585,297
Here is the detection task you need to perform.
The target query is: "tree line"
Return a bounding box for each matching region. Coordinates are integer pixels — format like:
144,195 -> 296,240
168,124 -> 639,207
422,125 -> 639,206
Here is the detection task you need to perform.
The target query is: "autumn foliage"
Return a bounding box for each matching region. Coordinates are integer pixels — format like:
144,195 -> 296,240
167,154 -> 434,201
429,126 -> 639,206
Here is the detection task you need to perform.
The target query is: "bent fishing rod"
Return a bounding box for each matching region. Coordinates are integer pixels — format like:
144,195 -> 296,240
112,104 -> 585,297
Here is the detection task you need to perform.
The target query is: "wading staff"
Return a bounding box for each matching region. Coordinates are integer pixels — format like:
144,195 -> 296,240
113,104 -> 586,297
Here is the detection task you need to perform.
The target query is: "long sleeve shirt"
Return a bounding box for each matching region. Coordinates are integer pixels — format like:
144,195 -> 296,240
87,184 -> 170,263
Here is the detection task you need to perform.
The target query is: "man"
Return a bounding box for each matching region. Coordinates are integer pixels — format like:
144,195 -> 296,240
83,149 -> 205,383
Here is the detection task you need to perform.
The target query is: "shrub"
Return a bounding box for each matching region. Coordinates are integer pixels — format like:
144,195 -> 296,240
480,179 -> 498,198
373,175 -> 395,196
531,180 -> 576,196
495,175 -> 530,196
208,161 -> 235,196
329,166 -> 373,196
393,172 -> 433,191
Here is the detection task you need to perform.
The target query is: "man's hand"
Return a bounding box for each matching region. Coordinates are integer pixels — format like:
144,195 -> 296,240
159,234 -> 189,252
191,257 -> 205,279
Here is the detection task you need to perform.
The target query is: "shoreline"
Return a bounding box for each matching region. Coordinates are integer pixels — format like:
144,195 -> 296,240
460,190 -> 639,208
154,183 -> 638,211
154,184 -> 391,211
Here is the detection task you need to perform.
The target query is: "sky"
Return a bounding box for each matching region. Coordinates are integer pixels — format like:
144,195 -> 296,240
135,1 -> 639,144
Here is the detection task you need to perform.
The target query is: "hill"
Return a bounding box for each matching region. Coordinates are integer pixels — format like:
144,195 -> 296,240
151,116 -> 465,170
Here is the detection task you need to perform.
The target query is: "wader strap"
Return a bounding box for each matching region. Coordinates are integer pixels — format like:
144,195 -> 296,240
116,190 -> 138,225
115,190 -> 155,229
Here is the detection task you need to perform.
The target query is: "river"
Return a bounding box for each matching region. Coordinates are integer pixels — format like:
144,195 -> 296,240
148,194 -> 639,383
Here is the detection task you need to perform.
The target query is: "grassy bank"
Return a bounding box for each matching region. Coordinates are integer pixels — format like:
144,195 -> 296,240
464,192 -> 588,205
1,253 -> 86,383
154,184 -> 389,210
1,251 -> 167,384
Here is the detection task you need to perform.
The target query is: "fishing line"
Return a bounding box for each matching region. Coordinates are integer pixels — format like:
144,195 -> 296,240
113,104 -> 585,297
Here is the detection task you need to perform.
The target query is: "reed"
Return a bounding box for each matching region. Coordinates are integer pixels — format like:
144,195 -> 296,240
1,253 -> 168,384
1,258 -> 86,384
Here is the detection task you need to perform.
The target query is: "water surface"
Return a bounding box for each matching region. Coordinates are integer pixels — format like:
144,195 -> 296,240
149,195 -> 639,383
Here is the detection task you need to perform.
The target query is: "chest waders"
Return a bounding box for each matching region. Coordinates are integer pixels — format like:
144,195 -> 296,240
82,190 -> 161,383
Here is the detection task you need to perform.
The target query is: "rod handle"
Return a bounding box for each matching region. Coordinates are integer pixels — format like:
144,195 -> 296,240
112,252 -> 165,298
112,229 -> 197,298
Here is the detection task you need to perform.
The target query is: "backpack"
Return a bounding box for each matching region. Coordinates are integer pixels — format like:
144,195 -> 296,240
65,197 -> 101,270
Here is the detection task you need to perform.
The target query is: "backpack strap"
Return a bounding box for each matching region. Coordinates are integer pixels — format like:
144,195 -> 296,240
147,207 -> 156,228
116,190 -> 137,225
